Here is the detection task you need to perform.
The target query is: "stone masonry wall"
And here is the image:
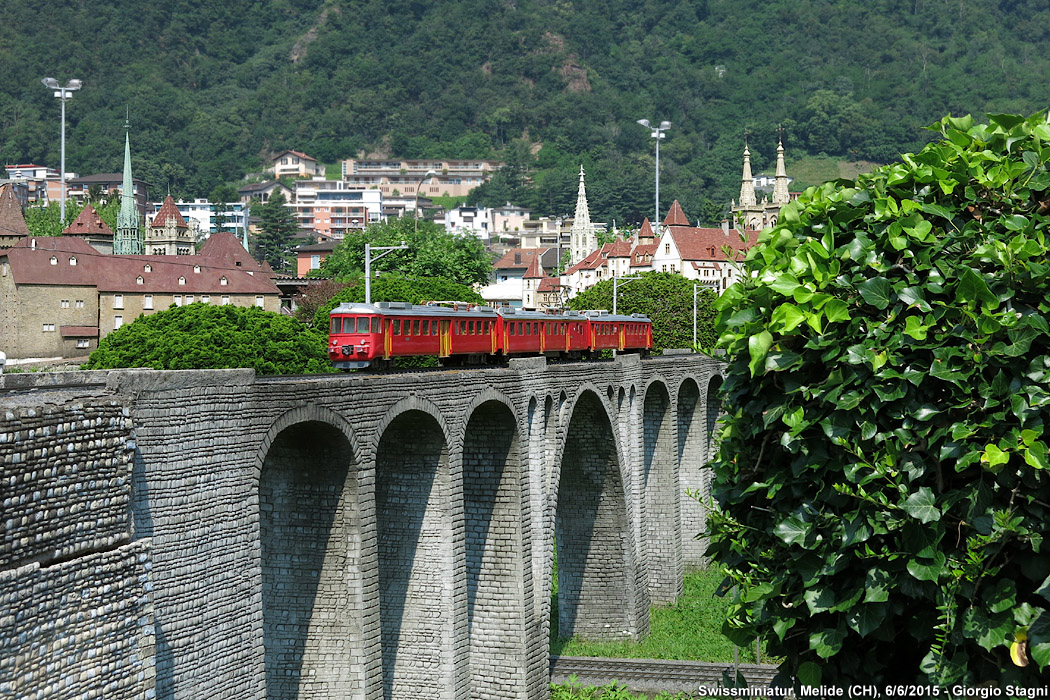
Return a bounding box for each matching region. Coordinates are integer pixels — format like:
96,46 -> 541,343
0,389 -> 156,700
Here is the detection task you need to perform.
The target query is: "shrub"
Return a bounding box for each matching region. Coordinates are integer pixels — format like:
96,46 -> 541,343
84,303 -> 331,375
708,113 -> 1050,686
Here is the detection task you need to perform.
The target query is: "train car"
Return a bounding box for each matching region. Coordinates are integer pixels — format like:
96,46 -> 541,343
329,301 -> 653,369
328,301 -> 498,369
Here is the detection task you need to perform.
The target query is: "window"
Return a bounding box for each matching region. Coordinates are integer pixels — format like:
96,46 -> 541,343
371,317 -> 380,333
42,323 -> 55,332
220,277 -> 228,286
50,256 -> 57,265
392,319 -> 401,335
144,295 -> 153,310
202,295 -> 210,304
468,320 -> 475,335
185,295 -> 194,304
311,254 -> 321,270
114,316 -> 123,330
422,319 -> 431,335
509,323 -> 515,336
76,339 -> 90,349
174,295 -> 183,307
255,296 -> 264,308
357,317 -> 369,333
221,295 -> 230,305
68,256 -> 77,266
665,244 -> 670,254
412,320 -> 420,335
178,277 -> 186,286
144,264 -> 152,273
114,294 -> 124,309
75,300 -> 84,309
136,276 -> 144,285
193,265 -> 201,273
431,321 -> 438,336
61,299 -> 70,308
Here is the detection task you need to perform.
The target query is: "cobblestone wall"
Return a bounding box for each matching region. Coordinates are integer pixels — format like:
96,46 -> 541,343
643,382 -> 682,603
0,389 -> 156,700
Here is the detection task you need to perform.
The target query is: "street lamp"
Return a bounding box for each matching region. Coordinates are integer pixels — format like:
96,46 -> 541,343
636,119 -> 670,226
414,169 -> 438,234
364,241 -> 408,305
612,274 -> 640,317
41,77 -> 82,226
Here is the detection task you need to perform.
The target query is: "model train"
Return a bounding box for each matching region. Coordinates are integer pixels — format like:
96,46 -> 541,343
328,301 -> 653,369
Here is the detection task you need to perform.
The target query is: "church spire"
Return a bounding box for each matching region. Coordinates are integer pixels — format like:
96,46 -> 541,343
114,113 -> 143,254
738,134 -> 757,209
773,129 -> 790,205
569,164 -> 595,265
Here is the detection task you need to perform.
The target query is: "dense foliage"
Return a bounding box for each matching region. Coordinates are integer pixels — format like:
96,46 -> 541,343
84,303 -> 330,374
7,2 -> 1050,223
312,275 -> 485,329
253,192 -> 298,271
708,113 -> 1050,685
24,197 -> 119,237
316,217 -> 491,286
567,271 -> 716,352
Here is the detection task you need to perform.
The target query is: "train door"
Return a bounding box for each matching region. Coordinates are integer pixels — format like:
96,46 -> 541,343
384,318 -> 393,358
618,323 -> 626,351
439,320 -> 452,357
539,322 -> 546,353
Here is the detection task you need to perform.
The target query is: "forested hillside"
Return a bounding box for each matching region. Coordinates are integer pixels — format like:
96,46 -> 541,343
4,0 -> 1049,224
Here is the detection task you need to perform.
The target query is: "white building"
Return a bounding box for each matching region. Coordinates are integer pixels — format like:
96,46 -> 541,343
149,198 -> 250,238
293,179 -> 383,238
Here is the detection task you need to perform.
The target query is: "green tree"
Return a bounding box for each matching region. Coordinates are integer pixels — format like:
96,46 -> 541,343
708,113 -> 1050,686
83,303 -> 330,374
254,192 -> 298,271
567,271 -> 717,352
317,216 -> 491,286
209,183 -> 240,233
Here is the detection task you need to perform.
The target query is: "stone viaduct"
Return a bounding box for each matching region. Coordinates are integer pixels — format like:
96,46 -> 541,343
1,352 -> 724,700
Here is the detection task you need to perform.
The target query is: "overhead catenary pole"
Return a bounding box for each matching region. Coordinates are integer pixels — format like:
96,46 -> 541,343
364,241 -> 409,304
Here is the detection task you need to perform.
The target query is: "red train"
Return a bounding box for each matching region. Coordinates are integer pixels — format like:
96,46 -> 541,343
328,301 -> 653,369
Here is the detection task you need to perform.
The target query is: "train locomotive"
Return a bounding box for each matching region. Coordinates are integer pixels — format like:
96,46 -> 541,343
328,301 -> 653,369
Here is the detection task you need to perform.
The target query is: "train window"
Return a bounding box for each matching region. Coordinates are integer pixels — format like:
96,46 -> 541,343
468,320 -> 475,334
432,322 -> 438,336
340,318 -> 353,333
525,323 -> 531,336
509,323 -> 515,336
331,318 -> 340,334
392,319 -> 401,335
372,317 -> 381,333
357,317 -> 370,333
413,320 -> 421,335
422,319 -> 430,335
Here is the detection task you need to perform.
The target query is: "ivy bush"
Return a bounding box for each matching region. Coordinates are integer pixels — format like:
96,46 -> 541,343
708,113 -> 1050,686
84,303 -> 331,375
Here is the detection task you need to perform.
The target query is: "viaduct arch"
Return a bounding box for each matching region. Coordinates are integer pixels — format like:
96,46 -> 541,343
0,352 -> 724,700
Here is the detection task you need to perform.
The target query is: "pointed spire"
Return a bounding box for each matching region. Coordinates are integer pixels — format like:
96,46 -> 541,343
738,134 -> 757,209
773,127 -> 790,205
114,114 -> 143,254
663,200 -> 690,227
569,164 -> 595,265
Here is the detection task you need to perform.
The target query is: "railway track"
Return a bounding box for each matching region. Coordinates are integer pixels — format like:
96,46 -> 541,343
550,655 -> 782,695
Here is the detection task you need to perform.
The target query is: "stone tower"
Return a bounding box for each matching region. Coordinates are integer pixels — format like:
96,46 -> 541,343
731,133 -> 793,231
569,165 -> 596,265
145,195 -> 193,255
113,119 -> 143,254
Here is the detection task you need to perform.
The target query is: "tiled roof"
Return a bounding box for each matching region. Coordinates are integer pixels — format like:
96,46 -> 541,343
630,243 -> 658,267
238,180 -> 287,195
198,233 -> 271,274
638,218 -> 655,240
523,255 -> 545,279
63,203 -> 112,237
663,200 -> 691,227
0,183 -> 30,240
2,235 -> 278,295
493,247 -> 550,270
150,195 -> 188,228
537,277 -> 562,293
668,227 -> 760,260
273,150 -> 316,162
295,240 -> 340,253
566,247 -> 605,274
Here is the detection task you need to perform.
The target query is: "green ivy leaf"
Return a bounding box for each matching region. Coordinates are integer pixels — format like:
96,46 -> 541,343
775,514 -> 812,546
907,551 -> 946,582
902,487 -> 941,523
846,603 -> 887,638
858,277 -> 893,310
748,330 -> 773,378
797,661 -> 822,686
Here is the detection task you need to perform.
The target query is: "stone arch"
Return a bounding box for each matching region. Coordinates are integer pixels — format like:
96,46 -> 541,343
551,388 -> 646,641
461,396 -> 533,700
705,374 -> 725,463
677,377 -> 708,566
254,405 -> 369,700
642,379 -> 682,603
373,400 -> 459,700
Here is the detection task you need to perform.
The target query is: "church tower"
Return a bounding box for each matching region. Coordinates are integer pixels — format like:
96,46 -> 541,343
772,132 -> 790,205
737,139 -> 757,209
113,118 -> 143,254
731,132 -> 793,231
569,165 -> 596,265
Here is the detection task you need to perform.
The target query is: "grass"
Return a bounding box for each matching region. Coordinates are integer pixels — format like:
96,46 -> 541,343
551,680 -> 690,699
787,156 -> 880,191
550,567 -> 766,665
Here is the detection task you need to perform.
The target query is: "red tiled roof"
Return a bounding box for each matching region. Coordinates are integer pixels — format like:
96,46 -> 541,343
493,247 -> 550,270
638,218 -> 655,240
523,255 -> 545,279
2,235 -> 278,295
537,277 -> 562,292
63,203 -> 113,237
198,233 -> 271,275
663,200 -> 690,227
566,247 -> 605,274
668,227 -> 760,260
630,243 -> 658,267
151,195 -> 187,228
0,183 -> 30,240
605,239 -> 633,257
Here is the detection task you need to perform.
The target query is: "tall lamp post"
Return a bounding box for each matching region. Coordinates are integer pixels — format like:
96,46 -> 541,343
636,119 -> 670,226
41,77 -> 82,226
414,169 -> 438,234
364,241 -> 408,305
612,274 -> 640,316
